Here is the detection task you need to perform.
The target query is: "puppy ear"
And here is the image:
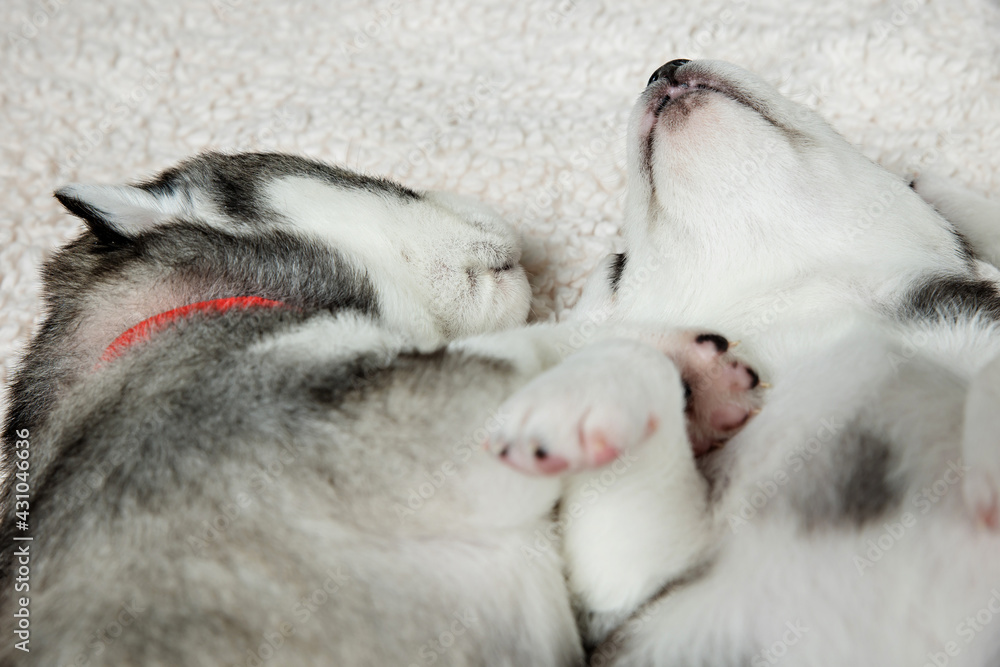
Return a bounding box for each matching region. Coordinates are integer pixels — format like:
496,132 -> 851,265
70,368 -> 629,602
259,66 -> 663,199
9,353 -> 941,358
54,184 -> 184,246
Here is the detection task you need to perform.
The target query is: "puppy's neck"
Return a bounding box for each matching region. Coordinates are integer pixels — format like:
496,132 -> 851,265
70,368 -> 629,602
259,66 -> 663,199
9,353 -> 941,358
71,277 -> 238,370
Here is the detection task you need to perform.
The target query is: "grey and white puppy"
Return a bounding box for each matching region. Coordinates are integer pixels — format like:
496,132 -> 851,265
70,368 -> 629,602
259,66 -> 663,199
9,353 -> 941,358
0,152 -> 761,666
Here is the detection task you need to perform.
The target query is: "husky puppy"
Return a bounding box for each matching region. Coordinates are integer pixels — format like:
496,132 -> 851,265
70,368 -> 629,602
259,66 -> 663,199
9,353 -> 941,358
497,60 -> 1000,665
0,152 -> 762,666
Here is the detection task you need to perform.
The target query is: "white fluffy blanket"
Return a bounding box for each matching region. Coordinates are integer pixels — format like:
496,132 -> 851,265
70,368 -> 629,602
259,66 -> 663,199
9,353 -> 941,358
2,0 -> 999,389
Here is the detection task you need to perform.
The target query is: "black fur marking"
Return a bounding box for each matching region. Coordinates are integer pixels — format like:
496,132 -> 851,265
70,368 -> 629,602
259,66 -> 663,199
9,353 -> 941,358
54,191 -> 131,248
901,275 -> 1000,323
608,253 -> 627,292
837,433 -> 897,525
140,152 -> 421,225
642,131 -> 656,188
306,353 -> 396,406
948,227 -> 976,264
798,429 -> 900,529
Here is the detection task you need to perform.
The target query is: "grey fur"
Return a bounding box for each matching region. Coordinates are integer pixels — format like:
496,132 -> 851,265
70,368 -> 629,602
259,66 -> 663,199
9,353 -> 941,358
0,153 -> 581,666
795,426 -> 900,529
1,221 -> 378,448
900,274 -> 1000,323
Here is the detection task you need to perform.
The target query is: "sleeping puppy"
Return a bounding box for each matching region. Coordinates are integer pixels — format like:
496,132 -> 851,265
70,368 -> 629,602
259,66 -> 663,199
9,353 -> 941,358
494,60 -> 1000,665
0,152 -> 762,666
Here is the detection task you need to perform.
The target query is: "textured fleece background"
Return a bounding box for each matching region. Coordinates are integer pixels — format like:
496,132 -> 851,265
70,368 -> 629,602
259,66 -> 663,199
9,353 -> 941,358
2,0 -> 1000,389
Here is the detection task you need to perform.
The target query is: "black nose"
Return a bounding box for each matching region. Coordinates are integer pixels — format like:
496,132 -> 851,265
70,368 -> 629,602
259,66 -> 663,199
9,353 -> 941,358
647,59 -> 691,87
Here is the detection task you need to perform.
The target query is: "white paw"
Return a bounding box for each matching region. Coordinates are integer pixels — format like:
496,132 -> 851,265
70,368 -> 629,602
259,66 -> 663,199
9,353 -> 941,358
488,331 -> 767,475
488,339 -> 679,475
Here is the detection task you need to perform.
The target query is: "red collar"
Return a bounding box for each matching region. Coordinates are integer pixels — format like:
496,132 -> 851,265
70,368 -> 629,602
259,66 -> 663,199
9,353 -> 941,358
100,296 -> 287,364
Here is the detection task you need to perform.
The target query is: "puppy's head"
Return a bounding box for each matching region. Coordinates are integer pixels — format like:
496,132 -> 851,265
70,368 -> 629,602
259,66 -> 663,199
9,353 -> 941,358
624,60 -> 952,266
52,153 -> 532,352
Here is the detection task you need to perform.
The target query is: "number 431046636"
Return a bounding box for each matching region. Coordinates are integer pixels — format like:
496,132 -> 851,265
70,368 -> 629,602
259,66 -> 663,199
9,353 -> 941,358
14,429 -> 30,526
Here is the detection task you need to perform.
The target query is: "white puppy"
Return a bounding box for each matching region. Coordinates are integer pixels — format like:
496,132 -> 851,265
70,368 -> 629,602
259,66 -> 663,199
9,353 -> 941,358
495,60 -> 1000,666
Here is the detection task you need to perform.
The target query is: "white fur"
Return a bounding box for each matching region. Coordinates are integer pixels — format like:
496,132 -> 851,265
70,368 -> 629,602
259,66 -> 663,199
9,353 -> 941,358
916,173 -> 1000,270
266,176 -> 532,348
548,61 -> 1000,664
963,352 -> 1000,529
55,183 -> 190,230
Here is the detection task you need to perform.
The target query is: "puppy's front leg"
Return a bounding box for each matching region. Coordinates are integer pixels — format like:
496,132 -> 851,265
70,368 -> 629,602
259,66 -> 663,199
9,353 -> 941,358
487,332 -> 763,645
